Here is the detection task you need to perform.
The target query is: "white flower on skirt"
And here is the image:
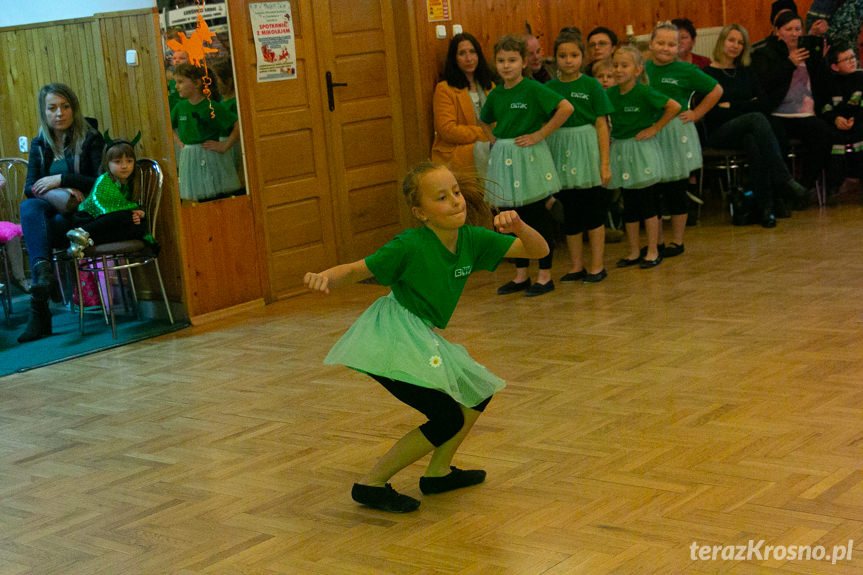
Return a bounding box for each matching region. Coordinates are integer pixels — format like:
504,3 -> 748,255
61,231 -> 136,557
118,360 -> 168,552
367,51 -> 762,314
622,173 -> 631,180
562,165 -> 567,171
505,158 -> 513,166
686,152 -> 693,159
530,155 -> 535,162
571,168 -> 577,174
429,355 -> 442,368
644,167 -> 652,174
565,150 -> 571,157
545,173 -> 553,180
514,180 -> 521,188
681,136 -> 688,143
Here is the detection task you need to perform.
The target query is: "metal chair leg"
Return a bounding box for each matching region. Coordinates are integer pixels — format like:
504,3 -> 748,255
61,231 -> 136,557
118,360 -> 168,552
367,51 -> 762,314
152,259 -> 174,324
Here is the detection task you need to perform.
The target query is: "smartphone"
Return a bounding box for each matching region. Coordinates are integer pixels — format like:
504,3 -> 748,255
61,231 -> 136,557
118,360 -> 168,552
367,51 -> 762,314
799,36 -> 823,57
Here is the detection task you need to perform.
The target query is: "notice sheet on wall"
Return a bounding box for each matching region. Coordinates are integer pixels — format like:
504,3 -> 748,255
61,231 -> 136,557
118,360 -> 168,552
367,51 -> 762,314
250,1 -> 297,82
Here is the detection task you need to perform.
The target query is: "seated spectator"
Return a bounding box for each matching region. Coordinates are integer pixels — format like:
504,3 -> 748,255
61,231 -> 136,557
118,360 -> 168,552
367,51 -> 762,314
672,18 -> 711,69
821,42 -> 863,184
585,27 -> 618,76
430,33 -> 495,175
751,7 -> 839,201
704,25 -> 808,227
525,34 -> 553,83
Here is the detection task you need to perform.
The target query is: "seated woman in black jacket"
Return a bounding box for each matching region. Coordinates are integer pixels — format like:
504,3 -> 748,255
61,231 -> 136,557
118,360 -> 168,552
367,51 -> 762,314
751,8 -> 837,200
703,24 -> 807,227
18,83 -> 103,343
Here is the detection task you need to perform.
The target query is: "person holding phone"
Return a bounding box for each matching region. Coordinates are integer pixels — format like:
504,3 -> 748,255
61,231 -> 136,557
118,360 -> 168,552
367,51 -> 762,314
751,8 -> 837,203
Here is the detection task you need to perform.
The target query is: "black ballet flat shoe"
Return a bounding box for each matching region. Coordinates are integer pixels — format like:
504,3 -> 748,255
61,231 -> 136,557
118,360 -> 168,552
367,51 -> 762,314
524,280 -> 554,297
616,257 -> 641,268
639,255 -> 663,269
662,243 -> 684,257
497,279 -> 530,295
560,270 -> 587,282
351,483 -> 420,513
583,269 -> 607,283
419,467 -> 486,495
640,243 -> 665,258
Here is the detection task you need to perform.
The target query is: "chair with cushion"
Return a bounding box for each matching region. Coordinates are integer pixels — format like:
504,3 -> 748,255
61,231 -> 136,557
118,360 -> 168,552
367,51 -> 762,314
0,158 -> 29,316
70,158 -> 174,338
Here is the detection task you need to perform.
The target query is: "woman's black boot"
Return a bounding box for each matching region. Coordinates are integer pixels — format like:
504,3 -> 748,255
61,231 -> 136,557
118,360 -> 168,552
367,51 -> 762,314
17,297 -> 53,343
30,259 -> 61,303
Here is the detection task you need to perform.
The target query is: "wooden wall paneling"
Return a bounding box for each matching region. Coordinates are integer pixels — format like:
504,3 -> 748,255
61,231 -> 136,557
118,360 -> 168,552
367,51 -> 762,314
227,0 -> 334,301
95,8 -> 185,305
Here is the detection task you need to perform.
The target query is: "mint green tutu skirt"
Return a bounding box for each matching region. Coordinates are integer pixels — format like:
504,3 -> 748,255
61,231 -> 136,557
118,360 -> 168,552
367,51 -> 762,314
178,144 -> 242,201
607,137 -> 663,189
486,139 -> 560,207
656,117 -> 702,181
324,293 -> 505,408
547,125 -> 602,189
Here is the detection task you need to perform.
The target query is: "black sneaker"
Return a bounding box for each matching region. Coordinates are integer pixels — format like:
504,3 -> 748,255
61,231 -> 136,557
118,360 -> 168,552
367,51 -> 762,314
351,483 -> 420,513
419,467 -> 486,495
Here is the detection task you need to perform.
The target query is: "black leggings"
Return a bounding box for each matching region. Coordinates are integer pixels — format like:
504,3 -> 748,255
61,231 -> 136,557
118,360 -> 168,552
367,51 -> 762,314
513,200 -> 554,269
370,374 -> 491,447
621,187 -> 659,223
72,210 -> 146,244
654,179 -> 689,216
556,186 -> 605,235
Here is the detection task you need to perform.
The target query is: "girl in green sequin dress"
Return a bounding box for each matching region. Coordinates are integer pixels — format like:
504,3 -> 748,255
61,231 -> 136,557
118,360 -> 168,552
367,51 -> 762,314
66,139 -> 149,258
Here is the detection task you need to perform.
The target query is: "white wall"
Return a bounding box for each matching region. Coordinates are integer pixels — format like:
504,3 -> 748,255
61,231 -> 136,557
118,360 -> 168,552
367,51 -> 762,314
0,0 -> 155,28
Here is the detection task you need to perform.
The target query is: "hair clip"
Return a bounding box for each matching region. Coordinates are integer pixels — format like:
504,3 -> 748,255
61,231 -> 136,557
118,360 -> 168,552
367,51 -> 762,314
103,130 -> 142,149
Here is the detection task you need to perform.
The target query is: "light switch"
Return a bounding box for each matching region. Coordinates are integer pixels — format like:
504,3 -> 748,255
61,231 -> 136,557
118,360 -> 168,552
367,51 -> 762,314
452,24 -> 463,35
436,25 -> 446,39
18,136 -> 28,153
126,49 -> 138,66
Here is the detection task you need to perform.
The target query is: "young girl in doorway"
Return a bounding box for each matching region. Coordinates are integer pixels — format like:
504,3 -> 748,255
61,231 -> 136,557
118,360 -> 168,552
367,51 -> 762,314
171,63 -> 241,201
211,57 -> 244,186
646,22 -> 722,256
305,162 -> 548,513
66,135 -> 155,258
606,46 -> 680,268
546,31 -> 614,284
481,34 -> 573,297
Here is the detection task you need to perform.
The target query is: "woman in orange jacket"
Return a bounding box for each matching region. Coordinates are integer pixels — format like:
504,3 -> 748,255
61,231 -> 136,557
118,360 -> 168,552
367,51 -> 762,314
431,33 -> 495,174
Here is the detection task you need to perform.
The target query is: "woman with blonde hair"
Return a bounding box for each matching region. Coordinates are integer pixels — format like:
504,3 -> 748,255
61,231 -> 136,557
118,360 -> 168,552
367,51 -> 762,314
703,24 -> 806,227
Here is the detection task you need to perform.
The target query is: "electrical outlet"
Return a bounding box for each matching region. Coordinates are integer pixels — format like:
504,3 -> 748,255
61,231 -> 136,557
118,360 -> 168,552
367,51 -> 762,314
436,25 -> 446,39
452,24 -> 463,35
18,136 -> 28,153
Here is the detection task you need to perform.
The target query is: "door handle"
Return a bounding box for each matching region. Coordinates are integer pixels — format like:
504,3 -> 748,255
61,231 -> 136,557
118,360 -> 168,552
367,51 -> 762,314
326,71 -> 348,111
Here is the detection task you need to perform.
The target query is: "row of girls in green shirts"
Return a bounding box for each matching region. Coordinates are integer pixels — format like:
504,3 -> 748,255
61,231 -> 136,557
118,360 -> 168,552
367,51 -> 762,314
480,24 -> 722,293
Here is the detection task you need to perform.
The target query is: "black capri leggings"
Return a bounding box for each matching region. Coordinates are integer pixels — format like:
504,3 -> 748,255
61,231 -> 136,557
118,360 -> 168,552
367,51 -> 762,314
556,186 -> 606,235
370,374 -> 492,447
654,179 -> 689,216
621,186 -> 659,223
513,200 -> 554,269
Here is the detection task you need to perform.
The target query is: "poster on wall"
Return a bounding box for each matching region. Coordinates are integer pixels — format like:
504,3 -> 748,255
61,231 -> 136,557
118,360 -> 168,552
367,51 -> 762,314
250,1 -> 297,82
426,0 -> 451,22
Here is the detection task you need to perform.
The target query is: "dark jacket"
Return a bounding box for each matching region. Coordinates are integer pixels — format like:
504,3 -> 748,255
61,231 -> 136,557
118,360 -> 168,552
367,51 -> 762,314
821,70 -> 863,124
702,65 -> 772,135
24,118 -> 104,199
750,35 -> 830,113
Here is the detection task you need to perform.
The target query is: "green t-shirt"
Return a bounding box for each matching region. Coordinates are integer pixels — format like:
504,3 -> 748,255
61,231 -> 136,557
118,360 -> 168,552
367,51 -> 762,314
171,98 -> 237,145
646,60 -> 718,111
365,225 -> 515,329
546,75 -> 614,127
606,83 -> 670,139
481,78 -> 564,139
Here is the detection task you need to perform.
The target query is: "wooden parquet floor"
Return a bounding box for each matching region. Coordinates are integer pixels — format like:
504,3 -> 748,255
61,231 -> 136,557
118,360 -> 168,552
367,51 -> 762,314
3,203 -> 863,574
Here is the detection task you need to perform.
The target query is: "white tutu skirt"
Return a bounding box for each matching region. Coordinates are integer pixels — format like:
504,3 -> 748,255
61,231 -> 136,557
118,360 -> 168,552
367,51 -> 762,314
178,144 -> 242,201
656,117 -> 702,181
325,293 -> 505,408
607,137 -> 663,190
486,139 -> 560,207
547,125 -> 602,189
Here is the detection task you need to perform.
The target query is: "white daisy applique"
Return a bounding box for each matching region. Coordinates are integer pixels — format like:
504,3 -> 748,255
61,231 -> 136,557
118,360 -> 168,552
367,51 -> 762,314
686,152 -> 693,159
514,180 -> 521,188
505,158 -> 513,166
562,165 -> 567,172
545,173 -> 553,180
681,136 -> 688,143
622,173 -> 631,180
565,150 -> 571,157
530,155 -> 535,163
644,168 -> 652,174
570,168 -> 577,175
429,355 -> 442,368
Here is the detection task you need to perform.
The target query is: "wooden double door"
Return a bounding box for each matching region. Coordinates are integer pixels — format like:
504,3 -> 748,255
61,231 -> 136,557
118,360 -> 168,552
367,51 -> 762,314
229,0 -> 408,299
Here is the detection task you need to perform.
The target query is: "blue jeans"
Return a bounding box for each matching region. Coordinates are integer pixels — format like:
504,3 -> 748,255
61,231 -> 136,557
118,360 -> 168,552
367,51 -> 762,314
19,197 -> 75,268
707,112 -> 791,213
